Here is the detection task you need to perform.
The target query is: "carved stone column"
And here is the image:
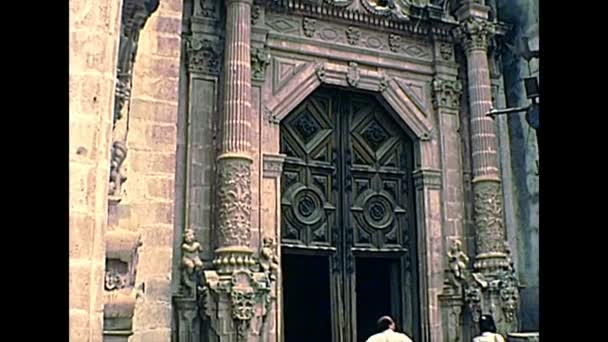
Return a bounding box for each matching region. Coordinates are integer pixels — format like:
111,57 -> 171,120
454,3 -> 519,335
214,0 -> 255,271
200,0 -> 272,340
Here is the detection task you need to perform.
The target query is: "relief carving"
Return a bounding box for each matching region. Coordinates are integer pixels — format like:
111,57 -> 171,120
389,34 -> 401,52
378,73 -> 390,92
303,17 -> 316,38
346,26 -> 361,45
315,62 -> 327,82
259,237 -> 280,281
186,37 -> 221,74
217,158 -> 252,247
251,47 -> 271,81
251,5 -> 261,25
440,42 -> 453,60
473,182 -> 506,255
454,17 -> 497,52
347,62 -> 360,87
197,0 -> 217,18
447,239 -> 469,290
432,78 -> 462,110
108,141 -> 128,198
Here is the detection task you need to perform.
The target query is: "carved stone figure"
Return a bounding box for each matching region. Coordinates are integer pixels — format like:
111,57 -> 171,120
447,239 -> 469,285
259,237 -> 280,281
108,141 -> 128,197
181,228 -> 204,294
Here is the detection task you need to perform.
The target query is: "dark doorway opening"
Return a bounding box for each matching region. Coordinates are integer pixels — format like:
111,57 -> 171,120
355,257 -> 403,342
282,253 -> 332,342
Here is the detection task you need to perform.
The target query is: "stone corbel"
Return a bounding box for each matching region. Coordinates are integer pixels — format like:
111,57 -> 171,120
103,229 -> 144,341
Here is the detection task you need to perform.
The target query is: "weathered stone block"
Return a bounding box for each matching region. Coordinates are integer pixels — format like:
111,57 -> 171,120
155,36 -> 181,58
150,56 -> 181,79
69,163 -> 97,211
142,277 -> 173,302
69,262 -> 92,312
133,301 -> 173,330
131,202 -> 174,226
138,77 -> 180,102
69,213 -> 95,259
130,99 -> 178,123
147,177 -> 175,199
142,225 -> 174,248
138,247 -> 174,276
155,16 -> 181,34
129,151 -> 176,174
69,309 -> 90,341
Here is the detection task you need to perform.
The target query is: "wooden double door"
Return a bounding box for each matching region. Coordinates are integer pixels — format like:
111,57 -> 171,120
279,87 -> 420,342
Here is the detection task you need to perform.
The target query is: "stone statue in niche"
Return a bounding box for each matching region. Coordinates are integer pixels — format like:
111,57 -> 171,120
108,141 -> 128,197
181,228 -> 203,294
259,237 -> 279,281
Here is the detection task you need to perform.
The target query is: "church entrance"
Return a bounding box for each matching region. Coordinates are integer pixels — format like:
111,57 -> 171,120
279,87 -> 420,342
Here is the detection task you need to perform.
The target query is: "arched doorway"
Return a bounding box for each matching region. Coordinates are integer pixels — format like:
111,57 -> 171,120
279,87 -> 420,342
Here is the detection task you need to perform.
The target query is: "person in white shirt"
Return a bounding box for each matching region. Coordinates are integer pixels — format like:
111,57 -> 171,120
365,315 -> 413,342
473,315 -> 505,342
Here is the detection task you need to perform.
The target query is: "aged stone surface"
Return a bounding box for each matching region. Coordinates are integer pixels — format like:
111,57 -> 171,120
216,157 -> 253,249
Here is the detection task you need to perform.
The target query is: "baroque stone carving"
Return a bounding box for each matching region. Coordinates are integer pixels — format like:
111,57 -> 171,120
251,47 -> 271,81
216,158 -> 252,247
453,17 -> 497,52
432,78 -> 463,110
389,34 -> 401,52
103,229 -> 144,337
473,181 -> 506,256
186,37 -> 221,74
361,0 -> 409,22
251,5 -> 262,25
303,17 -> 316,38
259,237 -> 280,281
198,0 -> 217,18
113,0 -> 160,126
108,141 -> 128,197
181,228 -> 204,296
346,26 -> 361,45
447,239 -> 469,289
315,62 -> 327,82
378,73 -> 390,92
440,42 -> 453,60
347,62 -> 360,87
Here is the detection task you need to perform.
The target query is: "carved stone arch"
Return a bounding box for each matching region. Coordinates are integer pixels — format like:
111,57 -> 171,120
265,61 -> 434,141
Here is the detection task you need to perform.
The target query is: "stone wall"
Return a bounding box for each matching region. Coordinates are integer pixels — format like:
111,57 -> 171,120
109,0 -> 184,340
69,1 -> 123,341
497,0 -> 539,331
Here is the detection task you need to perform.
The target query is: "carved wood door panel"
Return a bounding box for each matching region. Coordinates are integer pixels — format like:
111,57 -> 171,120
280,87 -> 417,342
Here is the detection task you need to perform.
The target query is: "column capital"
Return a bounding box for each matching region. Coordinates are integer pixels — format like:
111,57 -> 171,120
453,16 -> 497,53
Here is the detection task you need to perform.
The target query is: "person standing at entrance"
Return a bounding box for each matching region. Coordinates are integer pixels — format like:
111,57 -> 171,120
473,315 -> 505,342
366,316 -> 413,342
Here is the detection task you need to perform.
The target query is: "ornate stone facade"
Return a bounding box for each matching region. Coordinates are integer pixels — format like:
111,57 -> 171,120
69,0 -> 538,340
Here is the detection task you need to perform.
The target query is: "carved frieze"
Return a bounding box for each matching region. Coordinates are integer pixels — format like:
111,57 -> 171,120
186,37 -> 222,75
432,78 -> 462,110
251,47 -> 271,81
440,42 -> 453,60
216,158 -> 253,248
251,5 -> 262,25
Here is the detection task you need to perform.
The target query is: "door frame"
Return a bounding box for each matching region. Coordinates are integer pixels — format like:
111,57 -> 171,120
259,56 -> 446,342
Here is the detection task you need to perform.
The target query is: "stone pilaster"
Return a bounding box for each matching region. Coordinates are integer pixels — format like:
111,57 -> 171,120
454,3 -> 519,335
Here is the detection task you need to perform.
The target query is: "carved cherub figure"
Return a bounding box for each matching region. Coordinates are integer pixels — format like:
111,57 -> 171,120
108,141 -> 128,196
260,237 -> 280,281
181,228 -> 203,273
448,239 -> 469,281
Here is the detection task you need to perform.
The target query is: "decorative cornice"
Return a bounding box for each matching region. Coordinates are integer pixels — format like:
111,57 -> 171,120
263,154 -> 287,178
267,0 -> 457,39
